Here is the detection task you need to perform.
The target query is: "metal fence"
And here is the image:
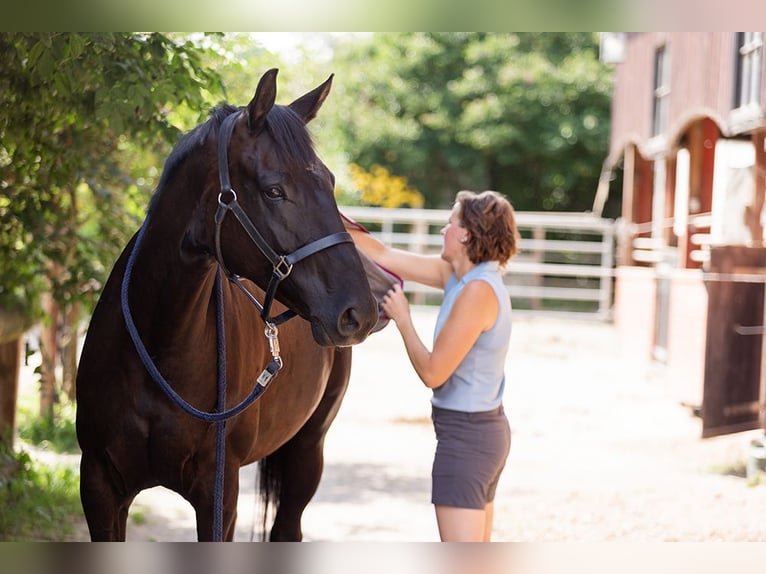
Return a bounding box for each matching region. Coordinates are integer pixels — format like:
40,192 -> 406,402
340,206 -> 616,320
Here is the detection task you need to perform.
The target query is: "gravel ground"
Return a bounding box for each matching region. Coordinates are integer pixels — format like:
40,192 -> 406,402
31,307 -> 766,542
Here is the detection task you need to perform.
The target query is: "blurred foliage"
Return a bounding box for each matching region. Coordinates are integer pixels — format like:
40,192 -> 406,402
0,444 -> 80,540
0,32 -> 225,321
347,163 -> 424,208
17,397 -> 78,454
327,32 -> 613,211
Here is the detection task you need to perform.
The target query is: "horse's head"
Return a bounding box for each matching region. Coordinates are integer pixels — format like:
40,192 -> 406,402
209,69 -> 378,346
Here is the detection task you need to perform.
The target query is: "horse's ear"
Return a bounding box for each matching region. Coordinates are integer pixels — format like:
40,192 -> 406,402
288,73 -> 334,124
247,68 -> 279,133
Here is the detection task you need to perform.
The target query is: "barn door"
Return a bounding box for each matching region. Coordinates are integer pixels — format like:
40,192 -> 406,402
701,246 -> 766,438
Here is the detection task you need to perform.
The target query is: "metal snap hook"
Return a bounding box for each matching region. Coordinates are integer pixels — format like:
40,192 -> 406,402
264,322 -> 281,360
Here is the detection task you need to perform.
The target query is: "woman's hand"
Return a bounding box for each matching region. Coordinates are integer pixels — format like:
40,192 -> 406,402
380,283 -> 410,325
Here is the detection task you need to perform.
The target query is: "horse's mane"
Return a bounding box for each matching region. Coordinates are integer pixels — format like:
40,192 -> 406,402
147,102 -> 316,214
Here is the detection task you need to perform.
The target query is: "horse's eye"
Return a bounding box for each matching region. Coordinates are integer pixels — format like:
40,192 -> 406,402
263,186 -> 285,201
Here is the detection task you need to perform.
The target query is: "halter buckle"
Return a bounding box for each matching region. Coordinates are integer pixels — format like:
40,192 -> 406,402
273,256 -> 293,280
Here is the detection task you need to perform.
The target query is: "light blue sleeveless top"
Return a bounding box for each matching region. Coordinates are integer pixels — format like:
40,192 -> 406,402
431,261 -> 512,412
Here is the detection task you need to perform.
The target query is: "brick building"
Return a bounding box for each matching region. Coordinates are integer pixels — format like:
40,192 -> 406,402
599,32 -> 766,437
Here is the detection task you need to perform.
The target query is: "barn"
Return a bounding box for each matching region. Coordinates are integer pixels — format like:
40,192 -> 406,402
597,32 -> 766,437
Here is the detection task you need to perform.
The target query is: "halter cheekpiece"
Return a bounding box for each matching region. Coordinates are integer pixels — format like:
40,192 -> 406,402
213,111 -> 353,326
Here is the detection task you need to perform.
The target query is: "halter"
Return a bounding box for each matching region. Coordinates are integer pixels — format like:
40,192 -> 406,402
213,111 -> 353,325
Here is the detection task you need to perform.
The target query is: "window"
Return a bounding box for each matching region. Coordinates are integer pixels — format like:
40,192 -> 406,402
652,45 -> 671,137
734,32 -> 764,109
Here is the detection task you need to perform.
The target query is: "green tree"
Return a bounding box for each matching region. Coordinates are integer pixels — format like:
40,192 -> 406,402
328,32 -> 612,211
1,32 -> 223,317
0,32 -> 224,423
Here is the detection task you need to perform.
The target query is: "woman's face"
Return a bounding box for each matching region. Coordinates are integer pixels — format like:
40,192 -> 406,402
440,204 -> 467,263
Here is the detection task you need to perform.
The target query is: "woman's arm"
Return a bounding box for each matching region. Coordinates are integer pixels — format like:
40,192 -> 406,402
347,226 -> 451,290
381,280 -> 498,388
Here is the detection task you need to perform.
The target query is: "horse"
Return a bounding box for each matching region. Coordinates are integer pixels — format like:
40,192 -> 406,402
75,68 -> 392,541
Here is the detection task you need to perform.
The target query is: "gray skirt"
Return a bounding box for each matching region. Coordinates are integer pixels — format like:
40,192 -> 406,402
430,405 -> 511,509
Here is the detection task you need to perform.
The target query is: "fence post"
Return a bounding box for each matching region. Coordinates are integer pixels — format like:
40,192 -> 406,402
599,222 -> 615,319
410,219 -> 429,305
531,226 -> 545,310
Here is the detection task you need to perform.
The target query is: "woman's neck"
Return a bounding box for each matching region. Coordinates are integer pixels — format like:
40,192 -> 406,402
452,257 -> 476,281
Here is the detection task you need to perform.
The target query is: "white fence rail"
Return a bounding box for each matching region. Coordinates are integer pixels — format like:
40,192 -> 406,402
341,207 -> 616,320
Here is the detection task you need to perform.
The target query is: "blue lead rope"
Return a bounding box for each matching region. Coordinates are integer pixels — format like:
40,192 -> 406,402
119,219 -> 282,541
120,222 -> 281,423
212,269 -> 227,541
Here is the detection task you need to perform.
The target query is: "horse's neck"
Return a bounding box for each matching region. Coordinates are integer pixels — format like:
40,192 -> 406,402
129,253 -> 218,352
130,184 -> 220,327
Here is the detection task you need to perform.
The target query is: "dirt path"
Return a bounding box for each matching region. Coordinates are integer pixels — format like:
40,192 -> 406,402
35,307 -> 766,542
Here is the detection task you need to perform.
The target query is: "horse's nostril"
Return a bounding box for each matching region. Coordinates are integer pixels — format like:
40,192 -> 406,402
338,307 -> 362,337
337,301 -> 379,342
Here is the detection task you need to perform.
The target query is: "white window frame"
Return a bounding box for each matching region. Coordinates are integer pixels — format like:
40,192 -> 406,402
729,32 -> 764,133
735,32 -> 764,109
652,45 -> 671,137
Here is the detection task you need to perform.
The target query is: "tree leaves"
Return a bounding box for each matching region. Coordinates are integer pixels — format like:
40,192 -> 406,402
0,32 -> 224,318
329,32 -> 612,212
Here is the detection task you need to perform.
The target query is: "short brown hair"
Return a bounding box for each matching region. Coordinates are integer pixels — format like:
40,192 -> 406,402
455,190 -> 520,266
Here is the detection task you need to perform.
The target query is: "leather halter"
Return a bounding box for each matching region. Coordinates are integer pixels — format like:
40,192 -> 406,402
213,111 -> 352,325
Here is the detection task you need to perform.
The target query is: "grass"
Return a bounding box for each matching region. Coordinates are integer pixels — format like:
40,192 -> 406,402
709,459 -> 748,479
1,375 -> 83,541
0,444 -> 81,541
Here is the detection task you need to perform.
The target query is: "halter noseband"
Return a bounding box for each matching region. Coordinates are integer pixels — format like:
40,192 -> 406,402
214,111 -> 352,325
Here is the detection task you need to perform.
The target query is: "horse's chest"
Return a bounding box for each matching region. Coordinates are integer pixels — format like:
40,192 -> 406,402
234,345 -> 337,459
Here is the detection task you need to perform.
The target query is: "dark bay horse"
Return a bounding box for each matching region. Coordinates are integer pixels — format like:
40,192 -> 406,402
75,69 -> 387,541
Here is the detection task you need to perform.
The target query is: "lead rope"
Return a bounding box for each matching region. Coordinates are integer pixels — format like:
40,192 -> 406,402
213,269 -> 227,541
120,219 -> 284,541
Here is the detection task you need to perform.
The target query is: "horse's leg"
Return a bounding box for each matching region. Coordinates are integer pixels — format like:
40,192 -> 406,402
268,347 -> 352,541
189,458 -> 241,541
79,451 -> 134,541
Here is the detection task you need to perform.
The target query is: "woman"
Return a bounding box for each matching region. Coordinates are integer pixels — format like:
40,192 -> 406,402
347,190 -> 520,541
